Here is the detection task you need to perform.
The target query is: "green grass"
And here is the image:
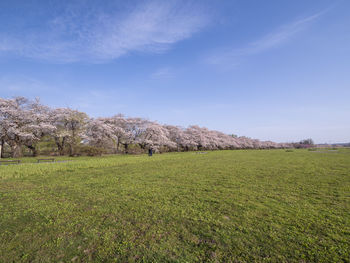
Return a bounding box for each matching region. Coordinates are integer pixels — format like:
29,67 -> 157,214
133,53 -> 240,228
0,149 -> 349,262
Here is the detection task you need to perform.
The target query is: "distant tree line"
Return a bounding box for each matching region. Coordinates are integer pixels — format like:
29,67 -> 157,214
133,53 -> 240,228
0,96 -> 307,158
293,138 -> 315,148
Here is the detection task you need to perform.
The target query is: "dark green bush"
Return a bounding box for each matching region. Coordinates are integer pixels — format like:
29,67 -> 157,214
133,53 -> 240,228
76,145 -> 105,156
308,148 -> 317,151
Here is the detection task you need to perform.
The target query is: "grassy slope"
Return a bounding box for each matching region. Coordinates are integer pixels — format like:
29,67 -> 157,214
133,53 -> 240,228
0,150 -> 349,262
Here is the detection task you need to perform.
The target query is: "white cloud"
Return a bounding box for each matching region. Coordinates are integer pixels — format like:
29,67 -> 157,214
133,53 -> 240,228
206,11 -> 325,67
0,0 -> 209,63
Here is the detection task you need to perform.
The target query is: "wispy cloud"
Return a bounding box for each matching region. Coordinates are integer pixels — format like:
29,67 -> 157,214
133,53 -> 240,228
73,90 -> 126,115
0,75 -> 48,93
0,0 -> 209,63
150,67 -> 174,79
206,11 -> 325,67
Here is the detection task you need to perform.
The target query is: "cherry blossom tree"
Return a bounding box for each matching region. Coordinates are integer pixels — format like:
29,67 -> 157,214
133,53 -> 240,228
0,97 -> 55,157
85,118 -> 117,149
136,121 -> 176,151
23,99 -> 56,156
164,125 -> 186,151
114,117 -> 152,153
0,127 -> 5,158
100,115 -> 129,153
50,108 -> 89,156
0,95 -> 292,156
0,102 -> 6,158
184,126 -> 212,150
0,97 -> 30,157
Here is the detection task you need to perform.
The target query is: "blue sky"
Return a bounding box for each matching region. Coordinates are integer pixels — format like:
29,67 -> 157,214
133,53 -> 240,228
1,0 -> 349,143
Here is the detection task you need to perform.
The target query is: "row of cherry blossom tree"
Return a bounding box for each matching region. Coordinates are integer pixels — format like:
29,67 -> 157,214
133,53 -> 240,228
0,97 -> 293,158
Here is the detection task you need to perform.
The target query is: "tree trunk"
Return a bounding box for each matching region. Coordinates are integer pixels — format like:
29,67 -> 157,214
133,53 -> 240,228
57,144 -> 64,155
55,137 -> 66,156
12,144 -> 22,158
114,139 -> 120,154
70,130 -> 76,156
115,142 -> 119,153
139,143 -> 146,150
68,143 -> 74,157
27,145 -> 38,157
123,143 -> 129,154
0,140 -> 3,159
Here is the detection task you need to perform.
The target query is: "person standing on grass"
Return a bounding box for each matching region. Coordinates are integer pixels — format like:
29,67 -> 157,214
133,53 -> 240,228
148,148 -> 153,156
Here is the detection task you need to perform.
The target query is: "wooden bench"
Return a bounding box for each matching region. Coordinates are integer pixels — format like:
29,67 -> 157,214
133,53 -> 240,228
37,158 -> 55,163
0,160 -> 21,165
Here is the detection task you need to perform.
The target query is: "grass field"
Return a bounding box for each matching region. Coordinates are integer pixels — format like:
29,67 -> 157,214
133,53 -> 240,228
0,149 -> 349,262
